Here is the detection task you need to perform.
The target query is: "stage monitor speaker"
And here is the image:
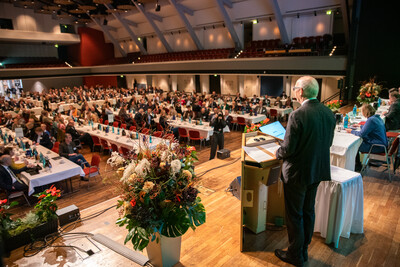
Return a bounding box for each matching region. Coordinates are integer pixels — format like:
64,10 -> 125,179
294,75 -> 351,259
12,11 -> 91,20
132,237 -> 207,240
56,204 -> 80,226
227,176 -> 241,200
217,148 -> 230,159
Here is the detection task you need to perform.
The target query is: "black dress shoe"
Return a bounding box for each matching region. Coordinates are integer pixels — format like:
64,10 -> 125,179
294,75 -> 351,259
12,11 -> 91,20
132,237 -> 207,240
275,249 -> 304,267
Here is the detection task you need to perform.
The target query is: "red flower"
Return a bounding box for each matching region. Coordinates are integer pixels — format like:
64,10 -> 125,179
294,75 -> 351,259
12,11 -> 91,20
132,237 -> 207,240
38,194 -> 47,200
0,199 -> 7,205
365,93 -> 371,97
187,146 -> 196,152
130,198 -> 136,207
176,194 -> 181,202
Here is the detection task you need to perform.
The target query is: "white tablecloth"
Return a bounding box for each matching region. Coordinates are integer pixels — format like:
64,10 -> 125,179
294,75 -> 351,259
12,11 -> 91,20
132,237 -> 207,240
314,166 -> 364,248
228,113 -> 267,124
330,132 -> 362,171
167,120 -> 215,141
75,124 -> 166,151
266,107 -> 293,117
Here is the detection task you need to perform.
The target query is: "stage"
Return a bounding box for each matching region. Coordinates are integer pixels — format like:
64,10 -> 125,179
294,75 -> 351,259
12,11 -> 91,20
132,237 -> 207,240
4,149 -> 400,267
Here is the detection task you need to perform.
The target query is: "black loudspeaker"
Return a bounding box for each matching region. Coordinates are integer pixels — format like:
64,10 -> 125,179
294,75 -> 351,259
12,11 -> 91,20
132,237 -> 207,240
217,149 -> 230,159
56,204 -> 80,226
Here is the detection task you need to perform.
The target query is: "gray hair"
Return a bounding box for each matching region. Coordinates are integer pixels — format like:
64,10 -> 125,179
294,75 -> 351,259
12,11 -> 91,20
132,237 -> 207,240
0,155 -> 11,165
295,76 -> 319,99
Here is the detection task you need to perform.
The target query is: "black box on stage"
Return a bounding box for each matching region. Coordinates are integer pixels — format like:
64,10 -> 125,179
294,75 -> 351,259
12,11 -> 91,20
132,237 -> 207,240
217,149 -> 230,159
56,204 -> 80,226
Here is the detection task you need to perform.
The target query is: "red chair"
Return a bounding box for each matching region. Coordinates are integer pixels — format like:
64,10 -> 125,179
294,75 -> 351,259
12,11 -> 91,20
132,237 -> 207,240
111,143 -> 119,154
236,117 -> 247,130
141,128 -> 150,135
91,136 -> 102,152
129,126 -> 136,132
156,123 -> 164,132
178,128 -> 189,144
104,120 -> 109,125
164,133 -> 176,143
269,109 -> 278,121
99,118 -> 103,124
120,123 -> 127,130
113,121 -> 119,128
120,146 -> 131,158
51,142 -> 60,154
188,130 -> 205,150
100,139 -> 111,154
386,132 -> 400,139
152,131 -> 163,138
81,154 -> 101,189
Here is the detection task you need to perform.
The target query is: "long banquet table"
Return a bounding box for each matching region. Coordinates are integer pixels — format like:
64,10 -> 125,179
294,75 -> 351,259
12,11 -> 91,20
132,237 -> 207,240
314,165 -> 364,248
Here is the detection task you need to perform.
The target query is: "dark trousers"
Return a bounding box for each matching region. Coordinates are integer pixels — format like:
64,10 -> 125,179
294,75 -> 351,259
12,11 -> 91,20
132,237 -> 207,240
69,154 -> 90,168
209,132 -> 224,160
12,181 -> 28,192
283,181 -> 320,259
79,133 -> 94,150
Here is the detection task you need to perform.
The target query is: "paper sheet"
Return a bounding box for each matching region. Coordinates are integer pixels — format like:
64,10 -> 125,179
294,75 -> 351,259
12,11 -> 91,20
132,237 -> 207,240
260,143 -> 281,155
243,146 -> 273,162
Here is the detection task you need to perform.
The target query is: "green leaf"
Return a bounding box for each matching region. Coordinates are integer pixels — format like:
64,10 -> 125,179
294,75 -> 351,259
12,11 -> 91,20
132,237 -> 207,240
124,228 -> 135,244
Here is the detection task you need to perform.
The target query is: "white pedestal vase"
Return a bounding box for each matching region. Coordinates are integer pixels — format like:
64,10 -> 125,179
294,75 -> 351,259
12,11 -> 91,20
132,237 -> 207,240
146,235 -> 182,267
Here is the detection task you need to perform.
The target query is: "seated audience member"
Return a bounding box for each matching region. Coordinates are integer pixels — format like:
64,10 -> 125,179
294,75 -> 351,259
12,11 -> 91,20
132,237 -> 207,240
346,104 -> 388,171
145,108 -> 156,130
254,101 -> 267,115
11,117 -> 26,132
59,133 -> 89,169
183,106 -> 195,121
134,108 -> 145,128
66,119 -> 94,151
0,155 -> 28,192
1,147 -> 28,171
264,95 -> 271,107
32,127 -> 53,150
274,97 -> 282,108
384,91 -> 400,131
197,107 -> 210,122
224,110 -> 233,129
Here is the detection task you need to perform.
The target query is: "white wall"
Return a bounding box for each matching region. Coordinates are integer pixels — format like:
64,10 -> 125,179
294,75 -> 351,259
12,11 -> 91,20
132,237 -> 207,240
221,75 -> 238,95
200,75 -> 209,94
21,76 -> 83,93
177,75 -> 195,92
253,20 -> 281,41
289,76 -> 340,101
125,75 -> 147,88
0,3 -> 73,33
244,76 -> 259,97
289,13 -> 333,39
152,75 -> 169,91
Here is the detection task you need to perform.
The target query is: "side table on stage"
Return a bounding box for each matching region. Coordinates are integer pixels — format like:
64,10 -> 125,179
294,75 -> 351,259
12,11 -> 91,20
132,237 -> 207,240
314,166 -> 364,248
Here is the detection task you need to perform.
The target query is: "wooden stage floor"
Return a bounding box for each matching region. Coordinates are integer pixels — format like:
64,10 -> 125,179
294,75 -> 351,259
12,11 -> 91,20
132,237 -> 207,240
4,147 -> 400,266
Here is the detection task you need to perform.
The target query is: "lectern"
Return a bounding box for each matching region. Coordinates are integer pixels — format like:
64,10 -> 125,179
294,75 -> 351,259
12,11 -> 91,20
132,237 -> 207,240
240,131 -> 285,251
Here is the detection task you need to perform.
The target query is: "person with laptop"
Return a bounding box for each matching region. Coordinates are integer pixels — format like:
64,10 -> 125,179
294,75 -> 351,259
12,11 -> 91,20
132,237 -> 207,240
274,76 -> 336,266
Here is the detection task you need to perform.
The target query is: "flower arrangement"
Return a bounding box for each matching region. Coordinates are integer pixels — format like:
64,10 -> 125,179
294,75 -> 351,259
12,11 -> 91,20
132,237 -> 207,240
357,80 -> 382,104
115,143 -> 205,251
326,100 -> 343,112
0,185 -> 60,238
244,118 -> 270,133
107,151 -> 126,168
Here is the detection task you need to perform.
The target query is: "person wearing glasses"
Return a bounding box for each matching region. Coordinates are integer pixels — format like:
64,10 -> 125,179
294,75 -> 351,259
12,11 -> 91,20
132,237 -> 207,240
275,76 -> 336,266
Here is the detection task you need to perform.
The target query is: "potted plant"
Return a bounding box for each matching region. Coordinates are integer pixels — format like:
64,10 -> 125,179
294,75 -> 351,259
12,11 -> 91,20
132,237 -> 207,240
114,143 -> 206,267
244,118 -> 270,133
326,100 -> 343,113
357,79 -> 382,104
1,185 -> 60,252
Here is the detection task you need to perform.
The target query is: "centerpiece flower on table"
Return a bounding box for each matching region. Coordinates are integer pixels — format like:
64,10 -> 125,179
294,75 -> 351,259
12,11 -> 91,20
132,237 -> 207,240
357,79 -> 382,104
115,143 -> 206,251
244,118 -> 270,133
326,99 -> 342,113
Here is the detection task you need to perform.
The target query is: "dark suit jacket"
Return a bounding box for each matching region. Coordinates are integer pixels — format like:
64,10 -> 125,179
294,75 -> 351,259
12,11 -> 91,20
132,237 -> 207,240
0,165 -> 26,191
59,142 -> 78,159
277,99 -> 336,185
32,132 -> 53,149
385,99 -> 400,131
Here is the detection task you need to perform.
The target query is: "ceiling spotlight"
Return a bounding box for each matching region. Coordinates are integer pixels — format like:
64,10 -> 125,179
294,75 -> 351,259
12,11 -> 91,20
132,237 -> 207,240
252,19 -> 257,24
269,17 -> 272,22
24,5 -> 27,8
212,25 -> 215,29
203,26 -> 206,30
326,10 -> 332,15
103,18 -> 108,25
314,11 -> 317,16
297,13 -> 299,19
222,23 -> 225,27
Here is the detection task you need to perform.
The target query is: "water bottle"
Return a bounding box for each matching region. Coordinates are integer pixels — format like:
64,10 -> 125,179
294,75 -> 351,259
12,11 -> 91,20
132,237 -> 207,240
112,126 -> 115,133
378,98 -> 381,108
181,116 -> 183,122
199,118 -> 202,125
117,128 -> 120,135
344,114 -> 349,128
149,136 -> 152,143
189,117 -> 191,123
353,105 -> 357,117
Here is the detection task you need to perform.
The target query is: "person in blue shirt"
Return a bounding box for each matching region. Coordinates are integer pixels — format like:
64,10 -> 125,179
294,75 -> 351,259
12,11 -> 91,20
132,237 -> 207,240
346,103 -> 388,171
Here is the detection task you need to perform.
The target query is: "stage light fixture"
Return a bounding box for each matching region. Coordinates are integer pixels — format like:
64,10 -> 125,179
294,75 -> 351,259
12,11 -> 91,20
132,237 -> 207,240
314,11 -> 317,16
269,17 -> 272,22
252,19 -> 257,24
54,44 -> 59,48
326,10 -> 332,15
297,13 -> 299,19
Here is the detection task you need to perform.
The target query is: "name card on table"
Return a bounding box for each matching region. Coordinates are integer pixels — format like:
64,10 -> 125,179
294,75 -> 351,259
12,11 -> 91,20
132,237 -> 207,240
108,114 -> 114,123
15,127 -> 24,138
59,105 -> 64,112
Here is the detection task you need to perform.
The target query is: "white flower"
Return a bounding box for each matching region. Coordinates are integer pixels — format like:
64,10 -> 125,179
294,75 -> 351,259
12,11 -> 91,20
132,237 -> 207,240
135,158 -> 151,178
121,162 -> 136,184
170,159 -> 181,174
107,151 -> 125,167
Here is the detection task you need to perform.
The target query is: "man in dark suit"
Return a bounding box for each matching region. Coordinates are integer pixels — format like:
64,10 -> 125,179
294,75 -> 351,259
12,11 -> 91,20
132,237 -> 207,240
0,155 -> 28,192
384,91 -> 400,131
275,76 -> 336,267
31,126 -> 53,150
254,101 -> 267,115
66,119 -> 94,151
59,133 -> 89,169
